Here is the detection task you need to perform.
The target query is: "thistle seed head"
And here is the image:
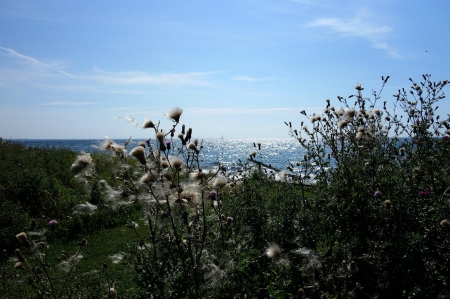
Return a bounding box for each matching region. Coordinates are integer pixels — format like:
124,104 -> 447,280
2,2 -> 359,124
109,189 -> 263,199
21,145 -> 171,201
165,107 -> 183,123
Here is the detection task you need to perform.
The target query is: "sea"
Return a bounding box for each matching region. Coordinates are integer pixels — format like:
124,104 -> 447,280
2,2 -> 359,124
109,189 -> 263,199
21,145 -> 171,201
10,138 -> 307,172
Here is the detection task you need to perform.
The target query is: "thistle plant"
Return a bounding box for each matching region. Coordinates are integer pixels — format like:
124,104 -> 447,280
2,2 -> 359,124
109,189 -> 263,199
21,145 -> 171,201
286,75 -> 450,298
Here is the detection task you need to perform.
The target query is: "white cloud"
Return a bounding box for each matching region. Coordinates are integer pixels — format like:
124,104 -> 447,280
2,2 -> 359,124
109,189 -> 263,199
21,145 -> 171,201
39,101 -> 95,106
306,15 -> 401,58
0,46 -> 81,80
232,76 -> 271,82
87,68 -> 214,87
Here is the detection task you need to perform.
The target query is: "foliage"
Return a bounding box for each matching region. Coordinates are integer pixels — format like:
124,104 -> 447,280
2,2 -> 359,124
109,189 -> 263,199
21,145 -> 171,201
286,74 -> 450,298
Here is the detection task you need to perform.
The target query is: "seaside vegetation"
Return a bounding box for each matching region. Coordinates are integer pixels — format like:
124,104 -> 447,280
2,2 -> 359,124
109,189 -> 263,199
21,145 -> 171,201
1,74 -> 450,298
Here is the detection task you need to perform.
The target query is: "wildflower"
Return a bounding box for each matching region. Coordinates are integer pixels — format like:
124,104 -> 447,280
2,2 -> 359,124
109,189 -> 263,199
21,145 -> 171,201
165,141 -> 171,151
249,150 -> 257,159
110,287 -> 117,295
440,219 -> 449,226
165,107 -> 183,123
266,244 -> 281,259
70,152 -> 93,175
49,219 -> 58,231
374,191 -> 382,198
227,216 -> 234,223
78,238 -> 88,247
130,146 -> 146,165
209,190 -> 217,200
419,190 -> 431,197
384,200 -> 392,209
213,177 -> 228,189
347,261 -> 358,273
142,118 -> 155,128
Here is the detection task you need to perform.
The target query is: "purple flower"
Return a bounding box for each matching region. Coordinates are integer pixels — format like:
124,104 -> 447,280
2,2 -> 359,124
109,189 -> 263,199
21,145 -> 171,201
227,216 -> 234,223
419,190 -> 431,197
165,141 -> 171,151
374,191 -> 382,198
444,136 -> 450,141
48,220 -> 58,231
209,190 -> 217,200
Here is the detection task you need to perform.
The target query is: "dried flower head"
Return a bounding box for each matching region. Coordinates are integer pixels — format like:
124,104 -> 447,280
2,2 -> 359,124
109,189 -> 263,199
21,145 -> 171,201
130,146 -> 146,165
140,171 -> 157,184
187,142 -> 199,152
384,199 -> 392,209
310,115 -> 321,123
14,262 -> 25,270
156,131 -> 165,142
169,156 -> 183,170
266,244 -> 281,259
440,219 -> 449,226
142,118 -> 155,129
165,107 -> 183,123
16,232 -> 31,247
346,108 -> 356,118
337,120 -> 348,129
15,249 -> 25,262
70,152 -> 93,175
355,83 -> 364,91
213,177 -> 228,189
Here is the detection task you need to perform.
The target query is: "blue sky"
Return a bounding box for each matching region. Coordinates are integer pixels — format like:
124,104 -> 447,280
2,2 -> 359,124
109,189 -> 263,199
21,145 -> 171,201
0,0 -> 449,139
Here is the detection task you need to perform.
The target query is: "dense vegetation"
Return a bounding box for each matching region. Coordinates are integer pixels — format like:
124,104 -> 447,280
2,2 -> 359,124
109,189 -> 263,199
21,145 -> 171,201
1,75 -> 450,298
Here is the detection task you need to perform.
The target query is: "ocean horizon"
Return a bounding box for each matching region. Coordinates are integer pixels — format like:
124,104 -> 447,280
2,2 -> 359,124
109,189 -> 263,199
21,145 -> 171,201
7,137 -> 305,172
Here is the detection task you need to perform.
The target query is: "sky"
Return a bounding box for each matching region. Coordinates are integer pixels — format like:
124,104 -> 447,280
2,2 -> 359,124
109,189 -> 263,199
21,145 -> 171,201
0,0 -> 449,139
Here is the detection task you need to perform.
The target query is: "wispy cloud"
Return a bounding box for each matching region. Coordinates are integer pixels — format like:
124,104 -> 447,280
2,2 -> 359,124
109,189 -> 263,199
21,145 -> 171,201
87,68 -> 214,87
0,46 -> 81,80
232,76 -> 271,82
185,107 -> 323,116
306,15 -> 401,58
39,101 -> 95,106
